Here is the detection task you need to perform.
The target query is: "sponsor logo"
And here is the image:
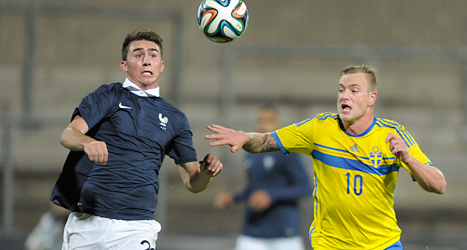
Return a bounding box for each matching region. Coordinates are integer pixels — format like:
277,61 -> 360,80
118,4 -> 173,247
119,103 -> 132,109
349,144 -> 360,152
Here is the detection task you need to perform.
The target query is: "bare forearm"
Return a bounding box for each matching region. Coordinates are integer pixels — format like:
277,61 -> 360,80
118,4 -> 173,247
187,170 -> 213,193
243,133 -> 279,154
406,158 -> 446,194
60,127 -> 95,151
178,165 -> 212,193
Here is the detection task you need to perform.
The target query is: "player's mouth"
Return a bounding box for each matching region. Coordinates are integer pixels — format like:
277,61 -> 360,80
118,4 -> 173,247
142,71 -> 153,76
341,103 -> 352,112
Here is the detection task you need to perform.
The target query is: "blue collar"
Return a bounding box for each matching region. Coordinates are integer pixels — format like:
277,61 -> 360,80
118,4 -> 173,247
338,116 -> 376,137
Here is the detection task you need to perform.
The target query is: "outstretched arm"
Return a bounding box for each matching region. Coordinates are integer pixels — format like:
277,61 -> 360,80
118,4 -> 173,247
386,133 -> 446,194
205,124 -> 280,154
178,153 -> 223,193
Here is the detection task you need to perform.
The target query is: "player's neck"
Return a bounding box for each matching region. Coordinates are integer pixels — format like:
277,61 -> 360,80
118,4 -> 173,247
342,112 -> 374,135
137,82 -> 158,91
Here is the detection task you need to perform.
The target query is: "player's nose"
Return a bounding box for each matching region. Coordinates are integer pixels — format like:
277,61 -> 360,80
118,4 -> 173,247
340,89 -> 350,100
142,55 -> 150,65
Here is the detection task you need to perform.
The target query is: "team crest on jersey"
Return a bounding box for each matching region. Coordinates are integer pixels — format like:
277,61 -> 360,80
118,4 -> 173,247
370,146 -> 382,168
159,113 -> 168,130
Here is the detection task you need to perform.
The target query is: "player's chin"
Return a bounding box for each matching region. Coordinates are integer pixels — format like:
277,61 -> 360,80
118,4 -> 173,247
338,111 -> 347,119
338,111 -> 353,121
138,75 -> 156,83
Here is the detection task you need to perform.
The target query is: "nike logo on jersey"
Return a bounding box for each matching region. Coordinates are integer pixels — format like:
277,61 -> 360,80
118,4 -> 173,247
119,103 -> 132,109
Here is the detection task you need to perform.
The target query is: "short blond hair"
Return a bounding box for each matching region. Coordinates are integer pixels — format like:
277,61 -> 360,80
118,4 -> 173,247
341,65 -> 377,92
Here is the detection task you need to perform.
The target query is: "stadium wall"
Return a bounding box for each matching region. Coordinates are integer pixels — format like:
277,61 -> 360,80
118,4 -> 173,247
1,0 -> 466,237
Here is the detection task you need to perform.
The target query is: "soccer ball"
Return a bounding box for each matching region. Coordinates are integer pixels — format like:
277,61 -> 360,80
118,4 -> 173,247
197,0 -> 249,43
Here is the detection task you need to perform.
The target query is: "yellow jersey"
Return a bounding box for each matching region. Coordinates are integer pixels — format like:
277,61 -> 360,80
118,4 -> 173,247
272,112 -> 432,250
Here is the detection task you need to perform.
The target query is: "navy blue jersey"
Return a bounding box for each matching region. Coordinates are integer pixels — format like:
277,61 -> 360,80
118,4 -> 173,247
51,80 -> 198,220
233,152 -> 313,238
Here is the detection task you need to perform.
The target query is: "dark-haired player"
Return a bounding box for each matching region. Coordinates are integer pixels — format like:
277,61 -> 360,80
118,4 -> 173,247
51,29 -> 223,250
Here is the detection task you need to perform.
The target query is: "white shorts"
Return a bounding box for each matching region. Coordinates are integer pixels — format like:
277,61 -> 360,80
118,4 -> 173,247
235,235 -> 305,250
62,212 -> 161,250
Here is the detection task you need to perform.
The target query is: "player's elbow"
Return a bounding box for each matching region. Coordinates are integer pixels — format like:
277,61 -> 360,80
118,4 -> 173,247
424,181 -> 446,195
186,186 -> 207,193
435,181 -> 447,195
60,135 -> 72,149
60,127 -> 80,150
433,174 -> 447,194
185,179 -> 210,193
59,129 -> 69,147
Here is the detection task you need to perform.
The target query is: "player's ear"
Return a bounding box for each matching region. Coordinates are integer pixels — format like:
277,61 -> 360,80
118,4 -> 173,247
120,61 -> 128,73
369,91 -> 377,106
160,60 -> 165,73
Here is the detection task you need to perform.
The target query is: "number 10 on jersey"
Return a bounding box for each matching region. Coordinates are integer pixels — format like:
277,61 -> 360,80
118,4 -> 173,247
346,173 -> 363,195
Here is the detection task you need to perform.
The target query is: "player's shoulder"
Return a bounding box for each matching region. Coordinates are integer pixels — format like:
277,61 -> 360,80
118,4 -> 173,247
292,111 -> 338,128
314,111 -> 339,121
93,82 -> 124,93
96,82 -> 122,89
157,97 -> 185,116
374,117 -> 406,131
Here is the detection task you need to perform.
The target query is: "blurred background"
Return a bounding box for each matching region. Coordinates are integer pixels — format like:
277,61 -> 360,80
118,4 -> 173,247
1,0 -> 467,249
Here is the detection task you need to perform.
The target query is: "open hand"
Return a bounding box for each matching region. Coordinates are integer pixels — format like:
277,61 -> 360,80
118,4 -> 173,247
205,124 -> 248,153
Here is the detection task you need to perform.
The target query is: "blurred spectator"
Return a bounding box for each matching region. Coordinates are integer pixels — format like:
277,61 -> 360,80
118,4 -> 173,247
214,105 -> 313,250
24,202 -> 69,250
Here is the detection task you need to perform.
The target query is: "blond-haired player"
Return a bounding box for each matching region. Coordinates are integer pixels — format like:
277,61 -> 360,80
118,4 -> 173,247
205,65 -> 446,250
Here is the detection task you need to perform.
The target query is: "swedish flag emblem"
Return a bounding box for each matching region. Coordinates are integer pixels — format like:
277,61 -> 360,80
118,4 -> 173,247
370,146 -> 382,168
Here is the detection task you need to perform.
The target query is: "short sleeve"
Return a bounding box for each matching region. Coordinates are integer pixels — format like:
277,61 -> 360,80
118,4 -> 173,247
166,114 -> 198,164
72,84 -> 118,129
274,118 -> 315,155
400,144 -> 433,178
